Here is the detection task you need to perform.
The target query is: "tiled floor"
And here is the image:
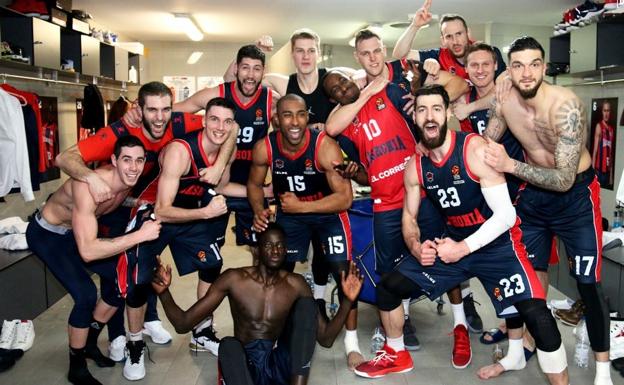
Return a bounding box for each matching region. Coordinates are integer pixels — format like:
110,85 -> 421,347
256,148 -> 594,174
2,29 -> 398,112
1,215 -> 618,385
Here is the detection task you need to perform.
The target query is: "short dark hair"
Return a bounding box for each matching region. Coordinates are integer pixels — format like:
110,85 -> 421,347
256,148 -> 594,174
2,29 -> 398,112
277,93 -> 307,113
257,222 -> 286,245
138,81 -> 172,108
236,44 -> 265,66
440,14 -> 468,33
414,84 -> 450,109
205,97 -> 236,115
465,42 -> 497,63
507,36 -> 544,60
354,28 -> 381,48
113,135 -> 145,158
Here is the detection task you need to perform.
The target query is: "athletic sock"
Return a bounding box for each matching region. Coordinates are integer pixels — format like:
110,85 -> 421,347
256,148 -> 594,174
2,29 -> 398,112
451,303 -> 467,328
402,299 -> 410,318
313,284 -> 326,300
128,331 -> 143,342
594,360 -> 612,385
86,319 -> 106,346
499,338 -> 526,371
344,329 -> 360,354
386,335 -> 405,352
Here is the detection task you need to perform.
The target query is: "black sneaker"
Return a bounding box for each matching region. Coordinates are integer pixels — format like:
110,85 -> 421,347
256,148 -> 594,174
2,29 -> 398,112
403,317 -> 421,351
84,344 -> 115,367
190,326 -> 220,356
463,294 -> 484,334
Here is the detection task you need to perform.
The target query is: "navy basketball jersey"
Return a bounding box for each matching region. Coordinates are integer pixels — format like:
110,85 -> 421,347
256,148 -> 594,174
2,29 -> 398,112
416,131 -> 493,241
386,60 -> 411,93
170,131 -> 217,209
266,128 -> 332,205
219,81 -> 272,185
286,68 -> 336,125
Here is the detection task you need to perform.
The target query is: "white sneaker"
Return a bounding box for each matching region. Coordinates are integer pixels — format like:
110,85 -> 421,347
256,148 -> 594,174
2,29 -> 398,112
142,320 -> 172,344
123,340 -> 146,381
548,298 -> 574,311
11,320 -> 34,351
108,335 -> 127,362
0,320 -> 18,349
189,325 -> 220,356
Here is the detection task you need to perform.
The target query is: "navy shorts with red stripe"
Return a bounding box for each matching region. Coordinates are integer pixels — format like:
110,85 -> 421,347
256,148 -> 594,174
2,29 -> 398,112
515,168 -> 602,283
226,196 -> 258,246
275,211 -> 351,263
394,225 -> 544,317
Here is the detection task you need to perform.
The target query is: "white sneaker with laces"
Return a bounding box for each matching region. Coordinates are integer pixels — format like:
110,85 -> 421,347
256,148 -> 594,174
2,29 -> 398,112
123,340 -> 146,381
189,325 -> 220,356
108,335 -> 127,362
547,298 -> 574,311
0,320 -> 18,349
11,320 -> 34,351
142,320 -> 172,344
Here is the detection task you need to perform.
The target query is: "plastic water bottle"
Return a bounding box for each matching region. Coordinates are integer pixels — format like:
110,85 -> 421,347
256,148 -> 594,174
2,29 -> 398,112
370,326 -> 385,352
492,344 -> 504,363
574,317 -> 590,368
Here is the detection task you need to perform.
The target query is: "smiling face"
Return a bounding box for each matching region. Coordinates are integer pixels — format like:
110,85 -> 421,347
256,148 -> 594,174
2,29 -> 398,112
509,49 -> 545,99
236,57 -> 264,97
466,49 -> 496,89
414,94 -> 449,150
277,97 -> 309,148
203,105 -> 236,147
354,37 -> 387,78
141,94 -> 172,140
111,145 -> 146,187
322,72 -> 360,105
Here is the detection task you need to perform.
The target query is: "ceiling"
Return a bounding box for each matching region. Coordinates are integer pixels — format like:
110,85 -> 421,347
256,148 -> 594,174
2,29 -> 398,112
73,0 -> 578,45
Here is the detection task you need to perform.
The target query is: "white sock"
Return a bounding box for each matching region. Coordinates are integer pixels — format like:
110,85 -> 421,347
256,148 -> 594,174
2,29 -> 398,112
386,335 -> 405,352
594,360 -> 613,385
461,286 -> 472,299
402,299 -> 410,318
344,329 -> 361,354
128,331 -> 143,342
451,303 -> 467,328
314,284 -> 326,300
499,338 -> 526,371
194,316 -> 212,332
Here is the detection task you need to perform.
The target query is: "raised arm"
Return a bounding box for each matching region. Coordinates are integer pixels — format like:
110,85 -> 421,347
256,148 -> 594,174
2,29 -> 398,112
426,70 -> 469,102
173,86 -> 220,114
392,0 -> 432,60
72,177 -> 160,262
247,139 -> 271,231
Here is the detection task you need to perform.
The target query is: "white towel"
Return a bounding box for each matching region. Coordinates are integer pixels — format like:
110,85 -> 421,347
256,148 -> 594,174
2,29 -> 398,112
0,216 -> 28,234
0,233 -> 28,250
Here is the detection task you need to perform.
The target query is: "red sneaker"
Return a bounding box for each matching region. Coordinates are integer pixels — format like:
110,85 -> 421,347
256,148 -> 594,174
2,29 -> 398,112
452,324 -> 472,369
354,345 -> 413,378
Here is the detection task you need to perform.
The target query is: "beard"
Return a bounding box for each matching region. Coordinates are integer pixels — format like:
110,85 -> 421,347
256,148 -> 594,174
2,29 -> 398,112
512,77 -> 543,99
236,77 -> 259,97
142,116 -> 164,139
418,120 -> 448,150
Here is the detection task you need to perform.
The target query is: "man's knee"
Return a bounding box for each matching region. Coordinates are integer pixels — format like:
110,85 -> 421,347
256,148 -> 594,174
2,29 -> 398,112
126,284 -> 150,308
376,271 -> 412,312
516,299 -> 561,352
69,289 -> 98,327
219,336 -> 244,359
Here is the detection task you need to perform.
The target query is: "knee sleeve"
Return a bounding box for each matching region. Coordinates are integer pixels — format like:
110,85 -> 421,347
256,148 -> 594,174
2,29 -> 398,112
577,282 -> 610,352
287,297 -> 317,377
100,278 -> 124,308
198,265 -> 222,284
328,261 -> 357,310
126,284 -> 150,308
219,337 -> 254,385
515,299 -> 561,352
312,238 -> 329,286
107,305 -> 126,341
505,315 -> 524,330
69,288 -> 98,328
376,271 -> 417,311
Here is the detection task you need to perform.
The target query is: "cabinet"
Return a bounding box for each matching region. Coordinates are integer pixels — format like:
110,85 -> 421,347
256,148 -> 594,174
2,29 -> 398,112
60,30 -> 100,76
114,46 -> 129,82
570,21 -> 624,73
0,13 -> 60,70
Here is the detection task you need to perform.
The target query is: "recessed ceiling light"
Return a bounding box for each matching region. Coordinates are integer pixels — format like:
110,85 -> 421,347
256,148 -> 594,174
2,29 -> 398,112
187,51 -> 203,64
173,13 -> 203,41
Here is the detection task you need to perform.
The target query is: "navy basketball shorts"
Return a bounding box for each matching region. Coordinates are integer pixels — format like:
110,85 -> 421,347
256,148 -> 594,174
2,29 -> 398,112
276,211 -> 351,263
395,233 -> 545,318
226,197 -> 258,246
515,169 -> 602,283
373,208 -> 409,275
244,339 -> 291,385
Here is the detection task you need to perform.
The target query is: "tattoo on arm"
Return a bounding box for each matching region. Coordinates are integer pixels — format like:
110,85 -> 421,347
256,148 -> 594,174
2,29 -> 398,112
512,98 -> 585,192
483,99 -> 507,141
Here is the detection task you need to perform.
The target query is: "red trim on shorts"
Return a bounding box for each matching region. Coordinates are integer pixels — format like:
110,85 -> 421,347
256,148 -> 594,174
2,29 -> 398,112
588,176 -> 603,282
463,133 -> 480,182
509,218 -> 545,300
431,130 -> 456,168
339,211 -> 353,261
116,252 -> 129,298
548,236 -> 559,265
229,81 -> 262,110
277,129 -> 310,161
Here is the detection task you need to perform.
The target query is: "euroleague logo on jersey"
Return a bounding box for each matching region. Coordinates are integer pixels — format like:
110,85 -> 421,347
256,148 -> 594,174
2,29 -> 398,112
254,108 -> 265,125
451,164 -> 464,185
375,97 -> 386,111
275,159 -> 285,169
304,158 -> 315,175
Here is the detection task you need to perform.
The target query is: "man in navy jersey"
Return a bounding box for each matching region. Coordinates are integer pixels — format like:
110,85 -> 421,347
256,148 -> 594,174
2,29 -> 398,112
248,94 -> 358,368
120,98 -> 238,380
353,85 -> 568,385
175,45 -> 276,260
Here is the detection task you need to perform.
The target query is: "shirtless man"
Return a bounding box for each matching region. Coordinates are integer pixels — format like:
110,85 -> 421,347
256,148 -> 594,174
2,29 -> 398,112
151,223 -> 363,385
483,36 -> 612,385
25,136 -> 161,385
